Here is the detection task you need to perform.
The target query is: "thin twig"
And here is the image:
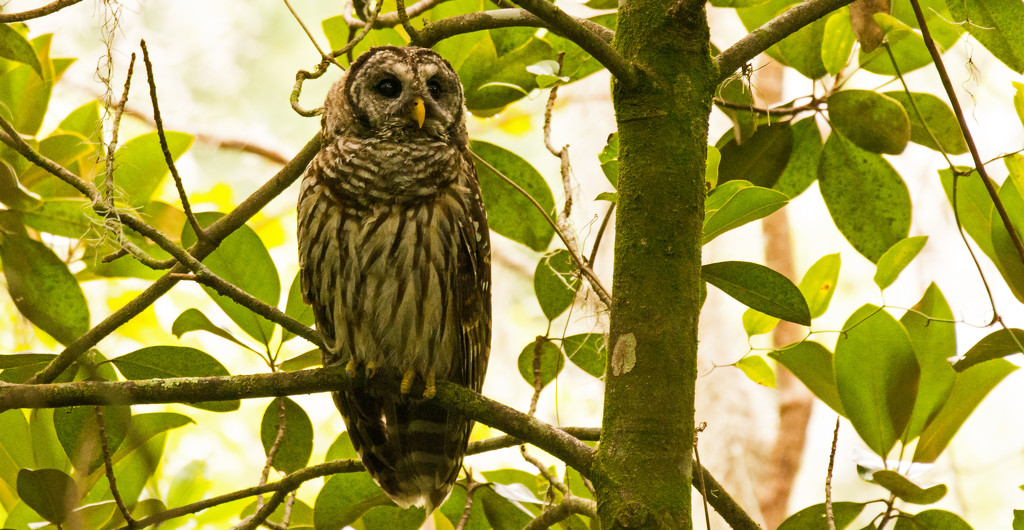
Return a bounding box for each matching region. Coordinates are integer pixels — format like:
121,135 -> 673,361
256,398 -> 289,513
454,477 -> 484,530
694,422 -> 712,530
394,0 -> 420,41
97,406 -> 137,529
522,497 -> 598,529
528,336 -> 545,417
470,150 -> 612,306
234,489 -> 288,530
521,446 -> 570,496
282,0 -> 335,64
588,203 -> 615,266
909,0 -> 1024,268
826,417 -> 839,530
140,40 -> 205,242
0,0 -> 83,21
105,53 -> 136,205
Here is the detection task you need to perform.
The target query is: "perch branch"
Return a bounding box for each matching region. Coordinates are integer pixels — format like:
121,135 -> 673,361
716,0 -> 857,82
0,0 -> 83,21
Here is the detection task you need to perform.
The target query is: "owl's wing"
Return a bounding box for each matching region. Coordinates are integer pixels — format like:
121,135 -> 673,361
450,153 -> 491,393
297,152 -> 343,359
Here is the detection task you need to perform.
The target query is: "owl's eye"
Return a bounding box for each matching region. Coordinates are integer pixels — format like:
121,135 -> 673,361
375,78 -> 402,98
426,78 -> 443,99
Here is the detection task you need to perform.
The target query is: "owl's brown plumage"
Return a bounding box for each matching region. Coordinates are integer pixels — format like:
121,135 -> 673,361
297,46 -> 490,511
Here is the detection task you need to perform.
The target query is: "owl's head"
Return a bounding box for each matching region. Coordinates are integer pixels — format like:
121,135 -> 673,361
323,46 -> 467,143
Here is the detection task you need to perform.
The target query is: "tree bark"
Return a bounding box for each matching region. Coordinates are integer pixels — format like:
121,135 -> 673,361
593,0 -> 714,525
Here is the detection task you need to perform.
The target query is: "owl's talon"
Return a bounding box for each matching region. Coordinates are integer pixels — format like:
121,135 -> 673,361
400,369 -> 416,394
423,373 -> 436,399
345,358 -> 359,378
365,361 -> 378,379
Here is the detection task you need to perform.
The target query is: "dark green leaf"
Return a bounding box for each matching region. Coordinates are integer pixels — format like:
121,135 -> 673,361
874,236 -> 928,289
98,131 -> 193,207
702,261 -> 811,325
598,132 -> 618,189
900,284 -> 956,443
517,337 -> 564,389
822,10 -> 855,75
562,333 -> 607,378
0,24 -> 42,75
0,159 -> 41,210
770,341 -> 845,415
871,470 -> 947,505
947,0 -> 1024,73
735,355 -> 776,387
53,404 -> 130,473
479,486 -> 533,530
952,328 -> 1024,372
313,473 -> 390,530
800,253 -> 841,319
440,481 -> 489,529
361,505 -> 427,529
182,212 -> 281,346
818,133 -> 912,262
16,468 -> 76,524
0,233 -> 89,345
828,89 -> 910,154
1014,509 -> 1024,530
717,122 -> 794,188
111,346 -> 239,412
774,117 -> 823,199
892,509 -> 973,529
471,140 -> 555,251
260,398 -> 314,474
777,501 -> 866,529
283,272 -> 315,342
281,349 -> 322,371
171,308 -> 255,351
534,249 -> 580,320
584,0 -> 617,8
835,305 -> 919,458
883,91 -> 968,154
703,180 -> 789,244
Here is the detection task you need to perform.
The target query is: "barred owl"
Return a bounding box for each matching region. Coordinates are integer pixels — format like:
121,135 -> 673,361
297,46 -> 491,511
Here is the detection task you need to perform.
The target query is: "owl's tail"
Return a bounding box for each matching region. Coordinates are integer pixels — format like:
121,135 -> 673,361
334,388 -> 472,513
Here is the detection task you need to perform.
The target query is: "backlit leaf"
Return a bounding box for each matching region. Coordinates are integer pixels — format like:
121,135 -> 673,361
900,284 -> 956,443
770,341 -> 845,415
947,0 -> 1024,73
884,91 -> 968,154
517,337 -> 564,389
260,398 -> 314,474
98,131 -> 193,207
53,405 -> 130,473
562,333 -> 607,378
471,140 -> 555,251
799,253 -> 841,319
874,235 -> 928,289
828,89 -> 910,154
534,249 -> 580,320
736,355 -> 776,388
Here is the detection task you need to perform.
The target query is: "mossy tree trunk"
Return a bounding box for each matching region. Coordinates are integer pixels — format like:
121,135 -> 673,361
592,0 -> 715,526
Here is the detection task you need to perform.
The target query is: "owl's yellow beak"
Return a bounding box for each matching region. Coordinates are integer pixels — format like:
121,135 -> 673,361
411,97 -> 426,128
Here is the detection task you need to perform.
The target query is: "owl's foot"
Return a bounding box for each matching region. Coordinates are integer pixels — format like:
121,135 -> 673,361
399,369 -> 437,398
345,358 -> 359,378
364,361 -> 378,379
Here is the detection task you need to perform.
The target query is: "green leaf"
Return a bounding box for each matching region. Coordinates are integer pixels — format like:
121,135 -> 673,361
0,34 -> 63,137
16,468 -> 76,525
736,355 -> 776,388
828,89 -> 911,154
18,198 -> 99,239
1015,82 -> 1024,128
938,167 -> 995,257
325,432 -> 359,461
260,398 -> 314,474
0,233 -> 89,345
1014,509 -> 1024,530
883,91 -> 968,155
776,10 -> 829,79
777,501 -> 866,529
321,17 -> 406,67
835,305 -> 919,458
361,505 -> 427,530
737,0 -> 801,66
742,308 -> 779,336
470,140 -> 555,251
440,480 -> 488,529
892,509 -> 973,529
0,24 -> 42,75
822,9 -> 856,75
800,253 -> 841,319
82,431 -> 166,508
874,235 -> 928,289
900,284 -> 956,443
893,0 -> 960,50
717,122 -> 794,188
584,0 -> 617,8
282,272 -> 315,343
171,308 -> 256,351
313,473 -> 390,530
818,133 -> 912,262
952,328 -> 1024,372
562,333 -> 607,378
111,345 -> 240,412
858,15 -> 935,75
53,405 -> 130,473
21,132 -> 94,193
947,0 -> 1024,73
989,168 -> 1024,302
0,159 -> 41,210
703,180 -> 789,244
774,117 -> 823,199
871,470 -> 947,505
770,341 -> 845,415
281,349 -> 322,371
478,486 -> 533,530
702,261 -> 811,325
0,409 -> 33,508
526,60 -> 568,88
534,249 -> 580,320
540,13 -> 616,83
29,409 -> 70,472
182,211 -> 281,346
705,145 -> 721,190
98,131 -> 193,208
598,132 -> 618,189
459,36 -> 552,114
517,337 -> 564,389
112,412 -> 193,461
482,468 -> 546,498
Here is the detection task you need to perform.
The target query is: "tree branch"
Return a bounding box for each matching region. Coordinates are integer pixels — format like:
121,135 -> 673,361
715,0 -> 856,82
0,0 -> 83,22
523,496 -> 598,529
414,8 -> 614,48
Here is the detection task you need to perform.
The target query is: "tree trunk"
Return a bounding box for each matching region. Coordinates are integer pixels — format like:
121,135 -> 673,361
592,0 -> 715,525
